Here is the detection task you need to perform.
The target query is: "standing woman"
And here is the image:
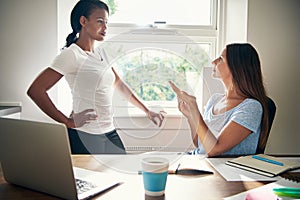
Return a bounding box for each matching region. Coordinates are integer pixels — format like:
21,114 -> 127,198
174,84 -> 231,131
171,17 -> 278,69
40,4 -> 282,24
169,43 -> 269,157
27,0 -> 165,154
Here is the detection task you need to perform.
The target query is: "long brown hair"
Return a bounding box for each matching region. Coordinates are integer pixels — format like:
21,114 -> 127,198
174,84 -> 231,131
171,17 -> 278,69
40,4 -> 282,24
226,43 -> 268,152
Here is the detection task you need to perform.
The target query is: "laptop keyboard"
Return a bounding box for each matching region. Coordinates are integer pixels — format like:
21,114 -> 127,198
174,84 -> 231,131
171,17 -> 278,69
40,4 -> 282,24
76,179 -> 97,194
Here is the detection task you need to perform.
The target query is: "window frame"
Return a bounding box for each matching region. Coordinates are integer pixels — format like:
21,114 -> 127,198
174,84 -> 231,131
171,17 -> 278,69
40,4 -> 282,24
107,0 -> 220,114
106,0 -> 219,37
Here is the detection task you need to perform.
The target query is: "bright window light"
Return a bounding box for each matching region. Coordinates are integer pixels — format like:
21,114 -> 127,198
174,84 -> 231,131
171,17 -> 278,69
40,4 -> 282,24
105,0 -> 212,26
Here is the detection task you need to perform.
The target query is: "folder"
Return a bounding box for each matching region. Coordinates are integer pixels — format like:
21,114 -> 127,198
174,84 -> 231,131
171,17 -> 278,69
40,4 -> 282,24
225,154 -> 300,177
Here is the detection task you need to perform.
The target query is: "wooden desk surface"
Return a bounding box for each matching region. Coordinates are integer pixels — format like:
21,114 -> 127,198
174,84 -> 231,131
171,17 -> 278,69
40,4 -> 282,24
0,155 -> 269,200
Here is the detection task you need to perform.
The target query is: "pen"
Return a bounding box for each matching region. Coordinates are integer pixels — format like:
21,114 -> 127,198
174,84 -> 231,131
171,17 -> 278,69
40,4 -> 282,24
138,169 -> 213,175
273,187 -> 300,198
175,163 -> 181,174
252,155 -> 284,166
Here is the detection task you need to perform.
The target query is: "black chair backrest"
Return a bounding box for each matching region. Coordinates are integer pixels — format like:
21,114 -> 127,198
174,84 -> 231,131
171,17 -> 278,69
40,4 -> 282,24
256,97 -> 276,154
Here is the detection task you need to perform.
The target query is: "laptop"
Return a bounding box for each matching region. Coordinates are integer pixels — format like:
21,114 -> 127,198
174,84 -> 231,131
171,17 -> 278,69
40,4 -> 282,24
0,118 -> 121,200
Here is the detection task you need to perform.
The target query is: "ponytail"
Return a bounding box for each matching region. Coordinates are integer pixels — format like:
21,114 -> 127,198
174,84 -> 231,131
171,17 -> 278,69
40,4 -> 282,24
65,31 -> 78,48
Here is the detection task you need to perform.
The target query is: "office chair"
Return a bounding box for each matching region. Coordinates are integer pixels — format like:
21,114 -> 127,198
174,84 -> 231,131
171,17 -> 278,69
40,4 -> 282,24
255,97 -> 276,154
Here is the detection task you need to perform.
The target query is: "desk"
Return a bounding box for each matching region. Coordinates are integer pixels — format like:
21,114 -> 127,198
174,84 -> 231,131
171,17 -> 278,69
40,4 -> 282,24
0,105 -> 21,117
0,155 -> 270,200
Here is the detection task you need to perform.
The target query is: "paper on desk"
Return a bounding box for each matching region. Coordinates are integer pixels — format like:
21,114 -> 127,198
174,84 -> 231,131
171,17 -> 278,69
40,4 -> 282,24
223,178 -> 300,200
206,158 -> 279,181
169,155 -> 213,173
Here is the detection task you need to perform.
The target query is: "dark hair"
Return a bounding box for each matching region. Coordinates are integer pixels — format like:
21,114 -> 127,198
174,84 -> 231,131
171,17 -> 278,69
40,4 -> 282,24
226,43 -> 268,152
64,0 -> 109,48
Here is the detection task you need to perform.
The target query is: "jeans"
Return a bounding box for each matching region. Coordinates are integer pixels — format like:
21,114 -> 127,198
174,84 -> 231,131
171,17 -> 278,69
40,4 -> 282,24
67,128 -> 126,154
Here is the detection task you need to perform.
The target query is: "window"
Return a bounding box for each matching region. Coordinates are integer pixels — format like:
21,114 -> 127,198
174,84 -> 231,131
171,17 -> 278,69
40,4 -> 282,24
103,0 -> 218,114
113,47 -> 208,102
105,0 -> 212,26
105,36 -> 212,111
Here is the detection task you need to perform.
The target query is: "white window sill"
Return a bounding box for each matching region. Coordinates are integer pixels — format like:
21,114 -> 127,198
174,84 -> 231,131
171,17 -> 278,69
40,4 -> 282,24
113,106 -> 182,118
113,106 -> 189,130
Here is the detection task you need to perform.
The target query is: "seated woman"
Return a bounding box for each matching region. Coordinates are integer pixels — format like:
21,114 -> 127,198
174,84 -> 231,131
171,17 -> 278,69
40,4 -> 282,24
169,43 -> 270,157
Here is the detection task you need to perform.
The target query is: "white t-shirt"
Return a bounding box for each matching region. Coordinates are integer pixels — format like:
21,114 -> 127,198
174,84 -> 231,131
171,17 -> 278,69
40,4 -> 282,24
50,43 -> 115,134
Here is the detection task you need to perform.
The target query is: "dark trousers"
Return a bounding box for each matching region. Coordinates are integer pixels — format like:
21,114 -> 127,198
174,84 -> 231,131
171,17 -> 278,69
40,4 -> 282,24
67,128 -> 126,154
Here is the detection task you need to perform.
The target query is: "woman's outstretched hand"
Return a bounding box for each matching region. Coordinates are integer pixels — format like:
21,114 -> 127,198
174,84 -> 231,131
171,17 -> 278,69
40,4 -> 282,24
147,110 -> 166,127
168,81 -> 197,118
67,109 -> 98,128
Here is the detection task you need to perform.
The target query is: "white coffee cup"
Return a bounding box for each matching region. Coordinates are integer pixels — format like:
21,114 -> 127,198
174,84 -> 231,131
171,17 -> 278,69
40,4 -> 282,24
141,157 -> 169,196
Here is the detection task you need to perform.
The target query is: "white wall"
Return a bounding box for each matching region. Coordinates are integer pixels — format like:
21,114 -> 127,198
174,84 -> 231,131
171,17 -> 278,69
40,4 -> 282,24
247,0 -> 300,154
0,0 -> 58,122
223,0 -> 248,44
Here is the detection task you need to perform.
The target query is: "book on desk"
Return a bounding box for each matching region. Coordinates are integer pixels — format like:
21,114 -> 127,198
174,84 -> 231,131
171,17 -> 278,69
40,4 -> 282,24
225,154 -> 300,177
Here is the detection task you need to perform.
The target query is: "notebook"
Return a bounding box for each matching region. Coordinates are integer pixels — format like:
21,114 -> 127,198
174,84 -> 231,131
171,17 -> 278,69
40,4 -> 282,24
0,118 -> 121,200
226,154 -> 300,177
